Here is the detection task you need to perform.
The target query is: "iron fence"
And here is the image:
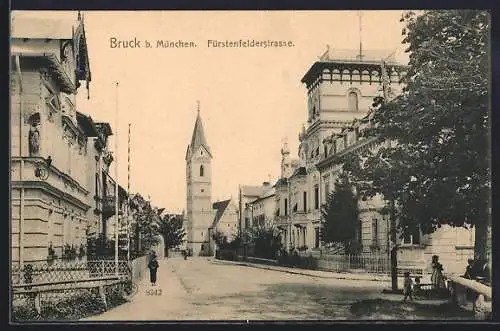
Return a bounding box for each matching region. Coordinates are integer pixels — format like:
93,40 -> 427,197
11,258 -> 137,322
12,259 -> 130,286
318,252 -> 391,274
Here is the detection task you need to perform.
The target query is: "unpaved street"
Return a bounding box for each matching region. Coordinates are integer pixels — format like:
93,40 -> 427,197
84,257 -> 395,320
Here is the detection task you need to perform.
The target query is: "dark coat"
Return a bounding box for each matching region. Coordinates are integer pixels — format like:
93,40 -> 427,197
148,259 -> 159,270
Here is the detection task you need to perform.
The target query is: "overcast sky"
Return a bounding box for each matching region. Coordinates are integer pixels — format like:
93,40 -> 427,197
13,10 -> 409,213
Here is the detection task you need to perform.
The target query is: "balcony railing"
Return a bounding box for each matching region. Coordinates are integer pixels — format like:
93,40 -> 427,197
275,215 -> 290,225
292,212 -> 308,225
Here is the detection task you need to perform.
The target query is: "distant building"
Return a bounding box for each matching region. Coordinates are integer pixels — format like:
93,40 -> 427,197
238,182 -> 275,232
208,198 -> 239,254
247,185 -> 276,229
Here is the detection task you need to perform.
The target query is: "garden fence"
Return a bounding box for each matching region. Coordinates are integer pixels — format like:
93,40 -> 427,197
317,252 -> 391,274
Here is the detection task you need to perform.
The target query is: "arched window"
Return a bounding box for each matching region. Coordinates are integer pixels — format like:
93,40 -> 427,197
351,70 -> 360,82
200,165 -> 204,177
341,69 -> 350,82
348,91 -> 359,111
332,69 -> 341,81
322,69 -> 331,81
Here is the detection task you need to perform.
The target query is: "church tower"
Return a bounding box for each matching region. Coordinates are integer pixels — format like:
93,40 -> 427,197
185,102 -> 213,256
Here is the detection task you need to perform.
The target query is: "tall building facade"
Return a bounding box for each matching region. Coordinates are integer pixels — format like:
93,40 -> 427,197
10,13 -> 129,266
275,49 -> 407,252
305,48 -> 475,274
185,107 -> 213,256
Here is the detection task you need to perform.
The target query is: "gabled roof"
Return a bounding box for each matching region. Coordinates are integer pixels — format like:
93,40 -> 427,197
274,178 -> 288,187
11,12 -> 92,87
249,187 -> 276,204
240,185 -> 266,197
11,15 -> 78,39
211,199 -> 231,228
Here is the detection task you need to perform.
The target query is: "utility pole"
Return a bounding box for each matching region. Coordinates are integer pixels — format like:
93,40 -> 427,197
358,11 -> 363,60
127,123 -> 131,261
114,81 -> 119,276
380,60 -> 398,291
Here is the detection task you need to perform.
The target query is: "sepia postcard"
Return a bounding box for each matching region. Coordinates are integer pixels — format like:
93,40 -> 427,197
9,9 -> 492,323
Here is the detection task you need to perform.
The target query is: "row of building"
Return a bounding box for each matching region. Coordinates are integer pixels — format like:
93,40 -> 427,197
235,48 -> 479,274
11,13 -> 130,265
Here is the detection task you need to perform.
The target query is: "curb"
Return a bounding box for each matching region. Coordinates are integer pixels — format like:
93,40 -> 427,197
209,259 -> 390,282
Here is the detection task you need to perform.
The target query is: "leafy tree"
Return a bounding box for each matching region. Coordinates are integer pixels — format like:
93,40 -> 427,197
342,10 -> 490,259
212,230 -> 229,247
246,225 -> 283,259
320,173 -> 361,254
158,214 -> 186,255
128,193 -> 161,255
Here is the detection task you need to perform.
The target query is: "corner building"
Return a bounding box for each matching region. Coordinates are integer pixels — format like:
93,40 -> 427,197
11,13 -> 95,264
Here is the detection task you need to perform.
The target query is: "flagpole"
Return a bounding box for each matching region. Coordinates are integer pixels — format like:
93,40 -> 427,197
114,81 -> 119,276
358,10 -> 363,60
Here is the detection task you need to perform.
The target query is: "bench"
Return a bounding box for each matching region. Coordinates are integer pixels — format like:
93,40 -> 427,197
397,266 -> 424,276
12,276 -> 129,314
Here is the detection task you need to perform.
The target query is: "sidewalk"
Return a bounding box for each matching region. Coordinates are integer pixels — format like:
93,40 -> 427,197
208,258 -> 392,283
83,258 -> 191,320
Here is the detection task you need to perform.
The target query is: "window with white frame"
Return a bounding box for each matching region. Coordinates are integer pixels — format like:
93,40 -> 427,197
402,226 -> 421,245
314,185 -> 319,209
314,227 -> 320,248
371,218 -> 379,247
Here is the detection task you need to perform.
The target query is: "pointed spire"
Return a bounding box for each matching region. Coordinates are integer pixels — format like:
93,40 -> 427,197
190,101 -> 211,154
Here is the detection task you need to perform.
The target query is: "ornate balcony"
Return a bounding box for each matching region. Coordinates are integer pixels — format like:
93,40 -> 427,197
292,212 -> 309,227
275,215 -> 290,226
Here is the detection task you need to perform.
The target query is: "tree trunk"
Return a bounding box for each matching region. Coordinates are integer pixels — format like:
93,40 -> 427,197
474,221 -> 488,260
135,227 -> 140,253
389,199 -> 398,291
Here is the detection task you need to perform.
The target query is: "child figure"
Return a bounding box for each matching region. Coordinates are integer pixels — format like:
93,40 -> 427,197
413,276 -> 421,298
403,271 -> 414,302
